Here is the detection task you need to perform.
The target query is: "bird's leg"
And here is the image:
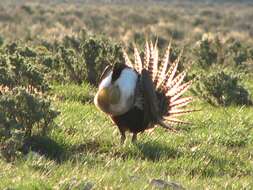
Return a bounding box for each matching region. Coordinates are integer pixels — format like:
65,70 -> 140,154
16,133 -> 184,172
120,131 -> 126,145
132,133 -> 137,143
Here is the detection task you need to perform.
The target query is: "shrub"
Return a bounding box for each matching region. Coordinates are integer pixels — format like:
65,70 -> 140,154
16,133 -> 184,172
56,35 -> 124,85
0,35 -> 4,47
193,34 -> 219,68
194,35 -> 253,70
226,39 -> 253,67
1,43 -> 49,92
192,71 -> 252,106
0,124 -> 25,162
0,43 -> 59,162
0,88 -> 59,161
166,28 -> 185,40
0,56 -> 13,87
81,35 -> 124,85
58,46 -> 86,85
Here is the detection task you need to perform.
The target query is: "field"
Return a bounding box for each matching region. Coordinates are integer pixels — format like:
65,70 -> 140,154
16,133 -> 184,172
0,1 -> 253,189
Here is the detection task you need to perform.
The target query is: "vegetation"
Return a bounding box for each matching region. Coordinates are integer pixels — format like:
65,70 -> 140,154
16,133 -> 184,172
192,71 -> 252,106
0,0 -> 253,189
0,44 -> 59,162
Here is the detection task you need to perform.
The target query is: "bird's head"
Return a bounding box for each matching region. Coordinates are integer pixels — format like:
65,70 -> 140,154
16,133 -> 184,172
94,63 -> 138,116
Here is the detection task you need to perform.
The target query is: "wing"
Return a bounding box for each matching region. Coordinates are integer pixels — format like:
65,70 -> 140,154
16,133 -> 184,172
140,69 -> 160,125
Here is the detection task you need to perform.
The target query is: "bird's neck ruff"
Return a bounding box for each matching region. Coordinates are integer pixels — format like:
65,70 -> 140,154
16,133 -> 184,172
94,67 -> 138,116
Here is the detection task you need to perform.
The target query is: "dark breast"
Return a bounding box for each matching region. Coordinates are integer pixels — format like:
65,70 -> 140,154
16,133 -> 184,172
111,63 -> 127,82
111,106 -> 152,133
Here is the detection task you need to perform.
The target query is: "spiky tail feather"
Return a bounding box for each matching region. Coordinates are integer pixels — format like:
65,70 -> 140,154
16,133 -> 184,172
124,40 -> 195,129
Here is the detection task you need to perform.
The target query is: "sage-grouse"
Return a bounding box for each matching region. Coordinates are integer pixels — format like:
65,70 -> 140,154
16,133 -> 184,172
94,40 -> 195,143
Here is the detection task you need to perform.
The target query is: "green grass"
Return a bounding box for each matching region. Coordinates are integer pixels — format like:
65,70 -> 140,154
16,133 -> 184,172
1,81 -> 253,190
50,83 -> 96,104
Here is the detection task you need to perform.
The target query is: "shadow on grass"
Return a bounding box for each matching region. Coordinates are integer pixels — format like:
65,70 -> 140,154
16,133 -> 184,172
133,141 -> 183,161
64,140 -> 182,162
68,140 -> 101,154
22,136 -> 182,163
20,135 -> 252,179
22,137 -> 102,163
23,135 -> 66,162
188,154 -> 236,178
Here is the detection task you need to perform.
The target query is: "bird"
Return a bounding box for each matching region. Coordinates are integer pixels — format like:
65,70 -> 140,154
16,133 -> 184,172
94,40 -> 195,143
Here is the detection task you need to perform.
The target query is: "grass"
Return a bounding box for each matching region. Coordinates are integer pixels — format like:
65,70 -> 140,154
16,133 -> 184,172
1,1 -> 253,189
0,80 -> 253,189
50,83 -> 96,103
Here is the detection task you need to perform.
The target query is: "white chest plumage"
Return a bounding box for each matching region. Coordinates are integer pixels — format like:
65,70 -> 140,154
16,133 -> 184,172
94,67 -> 138,116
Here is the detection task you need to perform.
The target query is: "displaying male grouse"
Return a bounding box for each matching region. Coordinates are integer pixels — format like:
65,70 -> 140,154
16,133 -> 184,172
94,40 -> 195,143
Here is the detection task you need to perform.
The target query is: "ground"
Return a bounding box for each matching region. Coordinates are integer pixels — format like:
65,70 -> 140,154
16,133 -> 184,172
0,81 -> 252,190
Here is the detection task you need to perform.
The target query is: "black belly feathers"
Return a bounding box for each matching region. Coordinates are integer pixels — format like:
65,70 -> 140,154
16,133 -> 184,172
112,69 -> 165,134
111,107 -> 146,133
95,40 -> 196,143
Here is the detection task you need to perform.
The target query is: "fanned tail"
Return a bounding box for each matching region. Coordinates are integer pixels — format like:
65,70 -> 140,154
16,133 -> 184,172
122,39 -> 195,129
133,44 -> 143,73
